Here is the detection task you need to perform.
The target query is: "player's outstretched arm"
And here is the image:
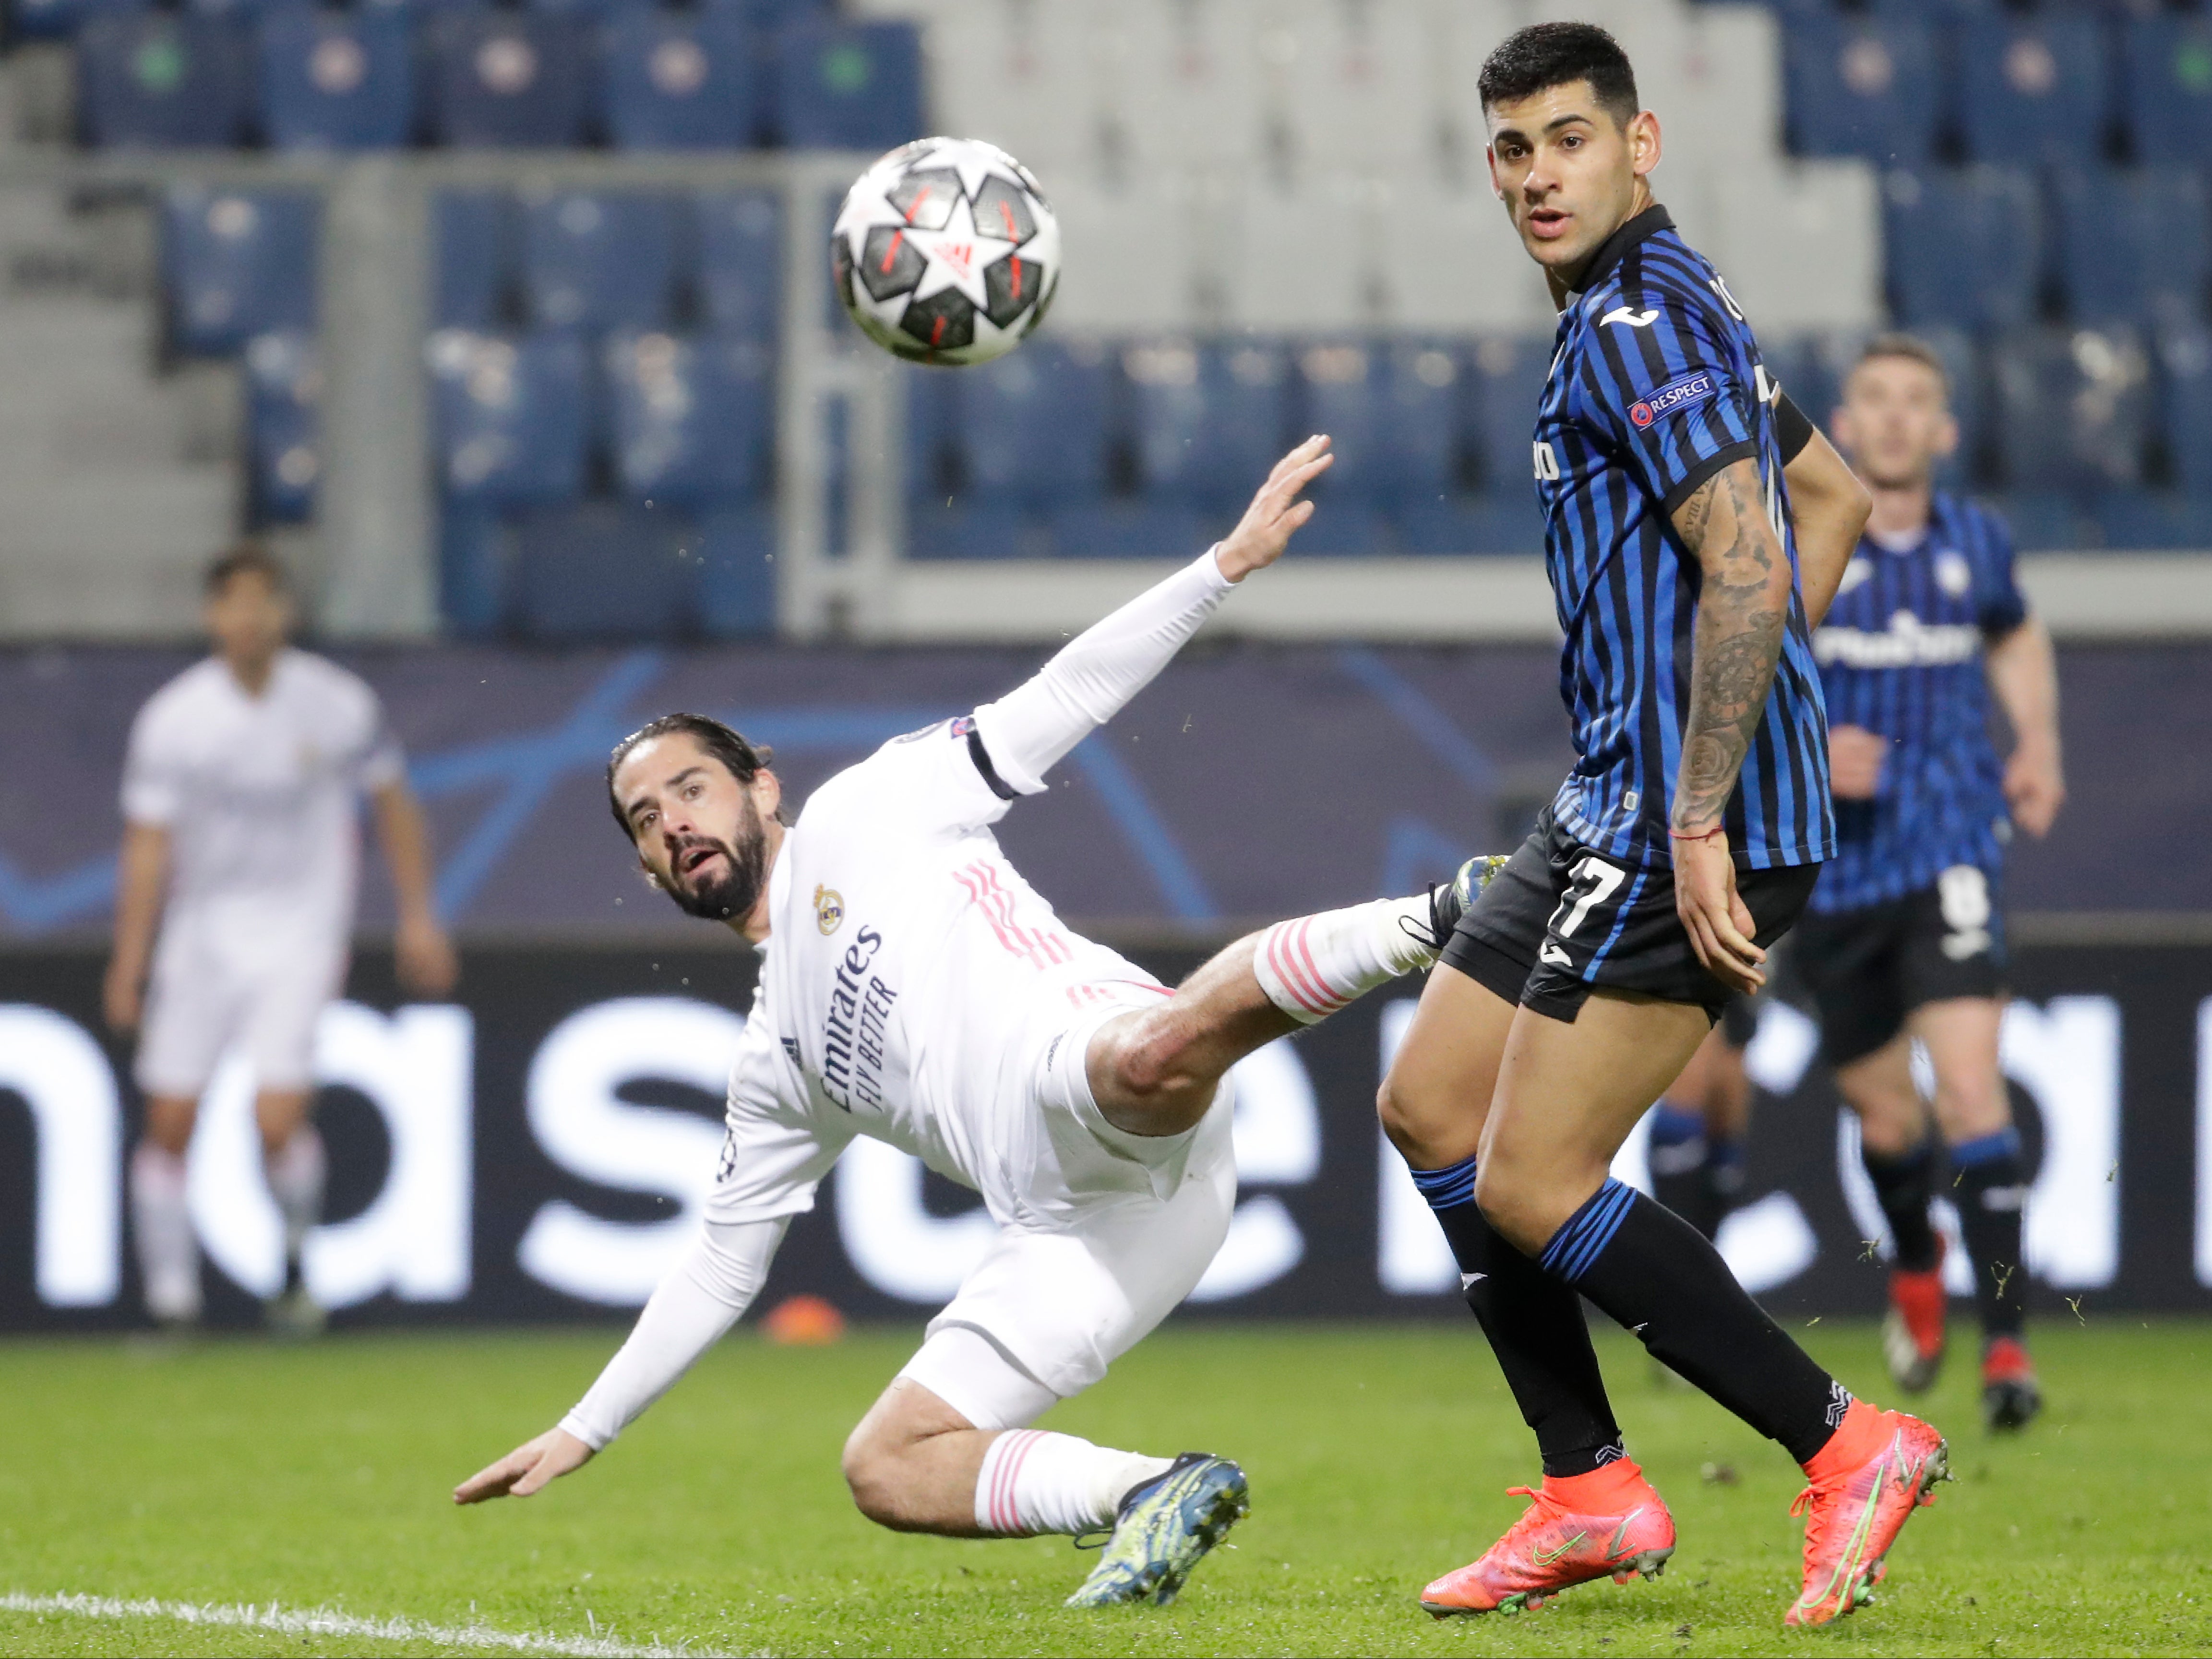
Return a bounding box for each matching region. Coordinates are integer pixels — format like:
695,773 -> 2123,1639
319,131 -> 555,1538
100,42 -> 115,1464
453,1217 -> 788,1505
1783,424 -> 1872,628
1669,455 -> 1795,995
971,437 -> 1333,793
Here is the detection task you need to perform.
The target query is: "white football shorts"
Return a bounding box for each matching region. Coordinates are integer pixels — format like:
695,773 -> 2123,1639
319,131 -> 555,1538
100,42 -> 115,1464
135,918 -> 347,1098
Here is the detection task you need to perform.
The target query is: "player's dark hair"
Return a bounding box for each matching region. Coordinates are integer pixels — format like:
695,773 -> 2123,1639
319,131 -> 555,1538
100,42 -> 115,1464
1478,22 -> 1640,130
1853,332 -> 1951,399
606,713 -> 776,839
203,541 -> 290,598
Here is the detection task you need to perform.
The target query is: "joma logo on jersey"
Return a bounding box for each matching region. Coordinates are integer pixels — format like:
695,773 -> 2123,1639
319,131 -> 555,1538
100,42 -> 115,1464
1628,371 -> 1715,430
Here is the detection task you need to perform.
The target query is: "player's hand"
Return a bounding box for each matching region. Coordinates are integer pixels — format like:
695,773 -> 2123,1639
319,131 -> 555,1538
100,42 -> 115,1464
2004,742 -> 2065,838
1828,724 -> 1887,800
454,1427 -> 594,1504
1213,435 -> 1334,582
396,912 -> 459,998
102,959 -> 143,1034
1673,831 -> 1766,995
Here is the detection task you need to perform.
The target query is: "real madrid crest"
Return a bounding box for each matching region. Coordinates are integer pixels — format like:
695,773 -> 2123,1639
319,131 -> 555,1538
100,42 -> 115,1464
813,884 -> 845,935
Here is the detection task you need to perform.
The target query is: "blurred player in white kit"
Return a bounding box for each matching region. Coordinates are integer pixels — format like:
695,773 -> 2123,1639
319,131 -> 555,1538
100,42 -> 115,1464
104,546 -> 458,1335
456,439 -> 1485,1607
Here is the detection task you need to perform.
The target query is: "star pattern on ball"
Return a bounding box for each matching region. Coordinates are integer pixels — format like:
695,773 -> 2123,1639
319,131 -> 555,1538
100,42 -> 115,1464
901,194 -> 1019,311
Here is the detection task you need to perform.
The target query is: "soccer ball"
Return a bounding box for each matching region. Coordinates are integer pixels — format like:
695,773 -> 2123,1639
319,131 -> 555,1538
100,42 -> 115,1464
831,136 -> 1061,367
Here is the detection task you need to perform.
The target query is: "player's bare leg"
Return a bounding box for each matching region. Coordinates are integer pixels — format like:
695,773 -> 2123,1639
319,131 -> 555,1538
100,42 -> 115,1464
131,1093 -> 203,1327
254,1086 -> 327,1337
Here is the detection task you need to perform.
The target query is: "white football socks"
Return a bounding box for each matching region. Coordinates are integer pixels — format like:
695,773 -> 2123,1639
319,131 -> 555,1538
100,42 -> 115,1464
973,1430 -> 1172,1537
265,1125 -> 326,1263
129,1141 -> 200,1323
1254,895 -> 1436,1025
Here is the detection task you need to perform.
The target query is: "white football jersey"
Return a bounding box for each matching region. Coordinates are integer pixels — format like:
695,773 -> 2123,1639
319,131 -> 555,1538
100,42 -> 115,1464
707,716 -> 1176,1229
121,648 -> 404,940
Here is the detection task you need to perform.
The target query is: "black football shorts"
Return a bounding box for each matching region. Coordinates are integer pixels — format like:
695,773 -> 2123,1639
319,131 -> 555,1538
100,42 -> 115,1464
1792,866 -> 2007,1067
1439,803 -> 1820,1024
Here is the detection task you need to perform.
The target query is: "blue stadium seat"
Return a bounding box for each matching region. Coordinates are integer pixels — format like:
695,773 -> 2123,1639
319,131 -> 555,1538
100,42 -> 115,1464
2051,168 -> 2208,329
243,331 -> 318,524
257,7 -> 413,150
2093,490 -> 2212,551
1295,342 -> 1467,506
1991,326 -> 2152,493
1956,14 -> 2108,168
433,190 -> 513,330
1126,340 -> 1290,510
1983,493 -> 2091,553
1278,500 -> 1391,556
1294,343 -> 1384,501
772,19 -> 923,151
1465,334 -> 1553,499
79,14 -> 249,148
520,191 -> 681,331
907,500 -> 1034,560
701,0 -> 830,27
603,10 -> 759,150
161,188 -> 318,354
428,329 -> 591,507
424,12 -> 590,149
2156,323 -> 2212,500
606,330 -> 774,507
696,189 -> 781,339
1884,168 -> 2041,333
12,0 -> 145,43
440,506 -> 510,639
1396,493 -> 1546,556
1047,501 -> 1205,560
2121,17 -> 2212,163
512,503 -> 695,643
1781,16 -> 1939,166
696,503 -> 777,637
960,340 -> 1109,507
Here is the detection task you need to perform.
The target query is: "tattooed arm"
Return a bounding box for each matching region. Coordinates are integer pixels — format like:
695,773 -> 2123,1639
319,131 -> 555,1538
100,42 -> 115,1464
1669,455 -> 1794,994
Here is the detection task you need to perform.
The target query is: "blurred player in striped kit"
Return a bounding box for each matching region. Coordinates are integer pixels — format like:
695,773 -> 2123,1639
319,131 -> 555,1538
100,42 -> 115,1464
1800,335 -> 2065,1431
104,546 -> 457,1335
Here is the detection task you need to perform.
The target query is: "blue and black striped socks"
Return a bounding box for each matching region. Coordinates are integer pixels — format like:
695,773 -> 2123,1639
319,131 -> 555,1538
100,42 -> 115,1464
1407,1154 -> 1626,1477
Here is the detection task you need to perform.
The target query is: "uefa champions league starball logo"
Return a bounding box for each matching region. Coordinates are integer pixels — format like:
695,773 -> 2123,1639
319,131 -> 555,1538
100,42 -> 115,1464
831,136 -> 1062,368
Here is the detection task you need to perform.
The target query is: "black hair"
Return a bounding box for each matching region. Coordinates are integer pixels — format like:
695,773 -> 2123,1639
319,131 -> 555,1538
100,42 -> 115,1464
606,713 -> 775,838
203,541 -> 290,598
1478,22 -> 1640,130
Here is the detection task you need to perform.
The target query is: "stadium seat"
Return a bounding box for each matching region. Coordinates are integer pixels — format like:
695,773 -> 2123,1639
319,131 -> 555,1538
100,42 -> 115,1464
2093,490 -> 2212,551
12,0 -> 145,43
1124,339 -> 1290,512
1956,14 -> 2109,168
2156,323 -> 2212,500
695,190 -> 781,338
511,503 -> 696,643
606,330 -> 775,507
703,0 -> 832,27
433,190 -> 513,330
520,191 -> 681,331
424,12 -> 590,149
1293,340 -> 1463,507
243,331 -> 318,525
1780,16 -> 1939,166
1465,333 -> 1553,498
603,10 -> 761,150
1884,168 -> 2041,333
257,6 -> 414,151
1991,326 -> 2152,493
773,19 -> 923,150
906,499 -> 1034,560
695,503 -> 778,637
439,505 -> 510,638
78,13 -> 250,148
959,339 -> 1108,507
1396,492 -> 1546,557
2121,17 -> 2212,164
1983,492 -> 2091,554
1047,501 -> 1206,560
1277,500 -> 1391,557
161,188 -> 318,354
427,328 -> 591,507
2051,168 -> 2208,330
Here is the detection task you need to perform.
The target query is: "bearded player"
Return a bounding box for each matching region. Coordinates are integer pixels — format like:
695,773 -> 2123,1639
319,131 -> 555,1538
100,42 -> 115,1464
1376,24 -> 1949,1628
456,438 -> 1479,1608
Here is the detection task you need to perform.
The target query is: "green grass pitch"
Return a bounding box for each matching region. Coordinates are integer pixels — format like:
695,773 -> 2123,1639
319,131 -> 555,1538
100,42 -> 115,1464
2,1319 -> 2208,1657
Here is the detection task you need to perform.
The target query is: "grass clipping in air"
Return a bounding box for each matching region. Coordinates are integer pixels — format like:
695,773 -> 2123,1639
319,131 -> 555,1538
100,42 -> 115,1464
0,1321 -> 2206,1656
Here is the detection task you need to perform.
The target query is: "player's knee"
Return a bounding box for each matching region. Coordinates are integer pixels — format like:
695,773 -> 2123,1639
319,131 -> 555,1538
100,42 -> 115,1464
838,1427 -> 906,1529
1471,1160 -> 1555,1256
1098,1017 -> 1212,1134
1375,1073 -> 1459,1169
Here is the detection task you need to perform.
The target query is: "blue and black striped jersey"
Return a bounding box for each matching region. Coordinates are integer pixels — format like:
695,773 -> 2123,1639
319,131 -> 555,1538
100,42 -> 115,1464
1534,207 -> 1833,871
1808,493 -> 2028,913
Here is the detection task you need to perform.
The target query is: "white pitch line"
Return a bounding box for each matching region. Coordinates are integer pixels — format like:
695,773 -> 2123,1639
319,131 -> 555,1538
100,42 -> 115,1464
0,1590 -> 707,1657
